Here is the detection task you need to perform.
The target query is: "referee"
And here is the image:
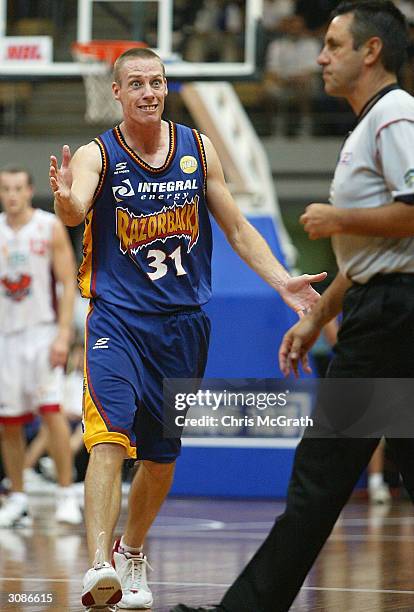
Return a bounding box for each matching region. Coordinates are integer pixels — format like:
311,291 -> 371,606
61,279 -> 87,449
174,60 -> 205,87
172,1 -> 414,611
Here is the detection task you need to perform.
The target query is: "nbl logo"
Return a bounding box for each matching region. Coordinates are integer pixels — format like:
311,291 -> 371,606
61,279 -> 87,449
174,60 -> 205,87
112,179 -> 135,202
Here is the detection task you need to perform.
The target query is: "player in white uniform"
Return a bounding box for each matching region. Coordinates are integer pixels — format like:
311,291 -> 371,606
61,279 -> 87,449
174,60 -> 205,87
173,2 -> 414,611
0,166 -> 82,526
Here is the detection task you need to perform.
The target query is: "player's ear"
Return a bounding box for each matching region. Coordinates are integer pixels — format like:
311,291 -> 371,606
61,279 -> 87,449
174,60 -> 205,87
112,81 -> 121,100
164,78 -> 168,97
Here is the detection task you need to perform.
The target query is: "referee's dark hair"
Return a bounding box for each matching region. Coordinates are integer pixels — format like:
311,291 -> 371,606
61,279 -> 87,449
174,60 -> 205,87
332,1 -> 409,73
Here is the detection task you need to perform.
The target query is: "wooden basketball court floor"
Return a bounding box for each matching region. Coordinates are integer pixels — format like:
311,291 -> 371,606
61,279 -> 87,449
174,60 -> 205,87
1,489 -> 414,612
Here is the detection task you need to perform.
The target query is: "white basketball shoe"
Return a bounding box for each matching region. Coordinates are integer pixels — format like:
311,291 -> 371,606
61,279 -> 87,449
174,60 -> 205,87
0,493 -> 32,528
82,532 -> 122,610
55,486 -> 83,525
112,538 -> 153,609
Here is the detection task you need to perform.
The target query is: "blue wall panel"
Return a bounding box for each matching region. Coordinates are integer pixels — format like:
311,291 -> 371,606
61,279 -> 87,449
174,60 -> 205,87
204,217 -> 297,379
172,216 -> 300,498
171,446 -> 296,498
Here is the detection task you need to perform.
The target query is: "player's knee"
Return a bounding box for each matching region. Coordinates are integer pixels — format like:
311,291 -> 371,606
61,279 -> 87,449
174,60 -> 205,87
141,459 -> 175,481
89,442 -> 127,467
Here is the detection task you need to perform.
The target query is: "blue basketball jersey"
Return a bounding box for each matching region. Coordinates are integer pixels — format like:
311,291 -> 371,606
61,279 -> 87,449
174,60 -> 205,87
78,121 -> 213,313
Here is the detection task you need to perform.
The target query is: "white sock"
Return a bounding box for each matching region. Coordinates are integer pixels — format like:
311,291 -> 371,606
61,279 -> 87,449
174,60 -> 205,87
120,535 -> 143,554
369,473 -> 384,489
56,485 -> 74,496
9,492 -> 28,505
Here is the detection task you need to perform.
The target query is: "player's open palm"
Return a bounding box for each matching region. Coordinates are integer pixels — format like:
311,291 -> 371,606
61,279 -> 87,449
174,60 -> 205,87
280,272 -> 327,316
49,145 -> 73,203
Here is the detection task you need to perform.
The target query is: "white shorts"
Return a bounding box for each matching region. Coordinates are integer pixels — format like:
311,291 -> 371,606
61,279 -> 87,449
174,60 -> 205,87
0,324 -> 64,424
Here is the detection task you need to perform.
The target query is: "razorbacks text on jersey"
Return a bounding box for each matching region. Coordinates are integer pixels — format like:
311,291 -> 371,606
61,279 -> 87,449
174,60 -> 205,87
0,209 -> 57,333
78,121 -> 213,313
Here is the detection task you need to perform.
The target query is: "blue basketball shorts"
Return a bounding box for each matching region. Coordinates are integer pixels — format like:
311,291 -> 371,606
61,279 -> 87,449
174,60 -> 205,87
83,300 -> 211,462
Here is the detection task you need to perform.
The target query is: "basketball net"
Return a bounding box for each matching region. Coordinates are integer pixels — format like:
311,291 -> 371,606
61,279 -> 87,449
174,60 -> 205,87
72,41 -> 147,124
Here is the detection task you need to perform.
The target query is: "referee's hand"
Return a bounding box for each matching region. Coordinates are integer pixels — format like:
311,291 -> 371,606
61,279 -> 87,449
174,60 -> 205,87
300,203 -> 343,239
279,316 -> 321,378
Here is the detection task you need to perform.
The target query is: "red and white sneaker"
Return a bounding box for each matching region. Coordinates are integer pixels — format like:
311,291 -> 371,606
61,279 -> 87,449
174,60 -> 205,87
82,561 -> 122,610
112,538 -> 153,609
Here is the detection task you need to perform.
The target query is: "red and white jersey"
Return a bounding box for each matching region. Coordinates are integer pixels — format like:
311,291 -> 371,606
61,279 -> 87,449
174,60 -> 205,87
0,209 -> 57,333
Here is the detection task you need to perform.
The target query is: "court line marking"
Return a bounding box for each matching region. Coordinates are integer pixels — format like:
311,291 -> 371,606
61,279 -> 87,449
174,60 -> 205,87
1,577 -> 414,595
182,437 -> 299,448
338,516 -> 414,526
329,534 -> 414,542
302,586 -> 414,595
4,529 -> 414,542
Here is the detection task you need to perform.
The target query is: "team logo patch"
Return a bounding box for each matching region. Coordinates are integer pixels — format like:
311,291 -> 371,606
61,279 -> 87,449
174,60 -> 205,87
112,178 -> 135,202
93,337 -> 110,350
1,274 -> 32,301
180,156 -> 198,174
114,161 -> 129,175
404,169 -> 414,188
116,197 -> 200,255
339,151 -> 353,165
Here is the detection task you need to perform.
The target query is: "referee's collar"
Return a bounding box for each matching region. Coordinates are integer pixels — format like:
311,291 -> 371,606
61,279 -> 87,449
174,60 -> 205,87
356,83 -> 400,124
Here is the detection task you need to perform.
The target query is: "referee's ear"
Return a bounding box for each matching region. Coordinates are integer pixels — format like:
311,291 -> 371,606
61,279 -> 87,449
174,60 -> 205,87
363,36 -> 383,67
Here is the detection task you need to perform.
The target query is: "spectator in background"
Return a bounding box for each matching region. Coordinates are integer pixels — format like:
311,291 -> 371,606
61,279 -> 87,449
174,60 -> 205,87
295,0 -> 341,34
259,0 -> 296,66
263,0 -> 295,33
264,15 -> 321,136
184,0 -> 244,62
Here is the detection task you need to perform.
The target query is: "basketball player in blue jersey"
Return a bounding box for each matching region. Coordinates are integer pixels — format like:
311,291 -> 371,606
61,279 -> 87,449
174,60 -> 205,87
49,47 -> 326,611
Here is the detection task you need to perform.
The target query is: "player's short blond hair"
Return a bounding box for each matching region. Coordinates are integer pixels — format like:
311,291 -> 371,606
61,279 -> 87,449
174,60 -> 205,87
113,48 -> 165,84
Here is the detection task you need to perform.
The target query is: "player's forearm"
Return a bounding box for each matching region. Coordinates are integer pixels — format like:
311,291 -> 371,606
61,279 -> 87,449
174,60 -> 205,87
54,193 -> 88,227
308,272 -> 350,328
337,201 -> 414,236
228,218 -> 291,290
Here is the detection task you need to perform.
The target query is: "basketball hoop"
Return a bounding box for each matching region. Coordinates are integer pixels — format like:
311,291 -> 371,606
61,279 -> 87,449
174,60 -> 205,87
72,40 -> 147,124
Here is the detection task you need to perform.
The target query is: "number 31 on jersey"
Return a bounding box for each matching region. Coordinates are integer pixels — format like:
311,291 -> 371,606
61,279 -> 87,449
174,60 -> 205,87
146,245 -> 186,281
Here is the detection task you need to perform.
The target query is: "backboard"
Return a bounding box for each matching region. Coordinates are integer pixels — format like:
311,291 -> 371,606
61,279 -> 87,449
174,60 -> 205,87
0,0 -> 261,80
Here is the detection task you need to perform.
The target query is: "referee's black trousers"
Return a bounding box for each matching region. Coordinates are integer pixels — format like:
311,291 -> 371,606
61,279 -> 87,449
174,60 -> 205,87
220,274 -> 414,612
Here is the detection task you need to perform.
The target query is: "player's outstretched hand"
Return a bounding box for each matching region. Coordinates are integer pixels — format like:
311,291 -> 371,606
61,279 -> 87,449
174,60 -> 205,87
49,145 -> 73,203
279,272 -> 327,316
279,316 -> 321,378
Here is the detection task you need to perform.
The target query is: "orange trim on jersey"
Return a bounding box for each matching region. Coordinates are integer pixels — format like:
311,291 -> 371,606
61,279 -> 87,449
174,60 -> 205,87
77,138 -> 108,298
113,121 -> 177,174
93,137 -> 108,202
192,129 -> 208,194
77,209 -> 95,298
82,305 -> 136,459
83,378 -> 136,459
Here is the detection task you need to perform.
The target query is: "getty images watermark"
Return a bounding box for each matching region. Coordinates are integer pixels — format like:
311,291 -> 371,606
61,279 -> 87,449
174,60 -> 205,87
163,378 -> 414,439
163,379 -> 314,438
173,389 -> 313,430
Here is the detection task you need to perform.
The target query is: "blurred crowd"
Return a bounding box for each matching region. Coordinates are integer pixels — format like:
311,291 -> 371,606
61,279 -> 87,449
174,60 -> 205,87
258,0 -> 414,136
3,0 -> 414,138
